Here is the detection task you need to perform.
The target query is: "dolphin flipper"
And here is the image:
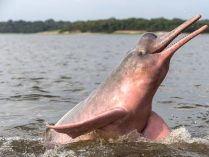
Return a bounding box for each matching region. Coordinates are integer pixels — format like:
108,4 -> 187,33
47,107 -> 127,138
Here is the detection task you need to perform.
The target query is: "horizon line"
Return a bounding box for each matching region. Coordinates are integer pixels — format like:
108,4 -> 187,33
1,16 -> 209,22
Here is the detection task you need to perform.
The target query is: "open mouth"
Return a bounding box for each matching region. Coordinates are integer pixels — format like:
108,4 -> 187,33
151,15 -> 208,54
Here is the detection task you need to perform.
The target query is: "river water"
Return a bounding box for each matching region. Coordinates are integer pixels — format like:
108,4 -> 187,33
0,34 -> 209,157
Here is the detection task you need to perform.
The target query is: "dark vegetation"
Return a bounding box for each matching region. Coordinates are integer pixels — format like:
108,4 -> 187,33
0,19 -> 70,33
0,18 -> 208,33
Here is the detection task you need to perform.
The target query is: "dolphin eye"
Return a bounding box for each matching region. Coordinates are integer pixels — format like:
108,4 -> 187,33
138,50 -> 146,55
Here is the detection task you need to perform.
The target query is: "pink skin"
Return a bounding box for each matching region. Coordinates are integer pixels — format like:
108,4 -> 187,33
47,15 -> 208,144
142,112 -> 170,140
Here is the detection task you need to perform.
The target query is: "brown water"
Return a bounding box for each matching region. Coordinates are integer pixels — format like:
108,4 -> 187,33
0,34 -> 209,157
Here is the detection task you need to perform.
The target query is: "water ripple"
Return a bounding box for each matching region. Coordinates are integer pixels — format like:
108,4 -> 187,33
9,94 -> 61,101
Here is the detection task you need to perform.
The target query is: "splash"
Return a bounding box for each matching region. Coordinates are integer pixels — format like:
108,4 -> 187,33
159,127 -> 209,145
89,127 -> 209,145
42,127 -> 209,157
1,127 -> 209,157
0,136 -> 45,156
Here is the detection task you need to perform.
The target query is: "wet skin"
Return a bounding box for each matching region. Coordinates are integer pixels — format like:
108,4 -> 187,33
47,15 -> 208,144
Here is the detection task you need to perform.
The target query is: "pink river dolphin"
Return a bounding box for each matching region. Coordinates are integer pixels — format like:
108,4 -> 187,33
47,15 -> 208,144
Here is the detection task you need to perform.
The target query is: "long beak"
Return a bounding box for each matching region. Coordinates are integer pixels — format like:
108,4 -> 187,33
161,25 -> 208,60
152,15 -> 203,53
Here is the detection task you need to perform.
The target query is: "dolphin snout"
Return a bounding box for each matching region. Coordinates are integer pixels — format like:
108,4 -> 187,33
152,15 -> 203,53
136,15 -> 207,55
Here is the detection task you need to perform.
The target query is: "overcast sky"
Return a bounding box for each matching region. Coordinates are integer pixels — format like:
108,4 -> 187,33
0,0 -> 208,21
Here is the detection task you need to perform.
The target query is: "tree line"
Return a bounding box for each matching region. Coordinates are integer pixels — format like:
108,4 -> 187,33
0,18 -> 208,33
0,19 -> 70,33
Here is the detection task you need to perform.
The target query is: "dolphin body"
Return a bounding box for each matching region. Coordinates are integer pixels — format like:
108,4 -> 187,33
47,15 -> 208,144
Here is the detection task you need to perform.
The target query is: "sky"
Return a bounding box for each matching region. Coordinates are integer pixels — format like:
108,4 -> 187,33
0,0 -> 209,21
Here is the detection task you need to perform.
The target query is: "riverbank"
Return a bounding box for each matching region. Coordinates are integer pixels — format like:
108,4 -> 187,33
2,29 -> 206,36
35,30 -> 168,35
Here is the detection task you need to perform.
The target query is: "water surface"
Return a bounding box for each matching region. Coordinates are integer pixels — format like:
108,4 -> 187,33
0,34 -> 209,156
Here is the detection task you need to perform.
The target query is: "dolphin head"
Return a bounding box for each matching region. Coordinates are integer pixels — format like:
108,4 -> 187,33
121,15 -> 207,96
135,15 -> 207,59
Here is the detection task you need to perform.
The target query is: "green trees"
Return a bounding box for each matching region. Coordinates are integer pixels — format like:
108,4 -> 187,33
0,18 -> 208,33
57,17 -> 209,33
0,19 -> 70,33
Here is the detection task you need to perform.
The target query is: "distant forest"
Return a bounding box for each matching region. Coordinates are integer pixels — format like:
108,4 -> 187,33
0,18 -> 208,33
